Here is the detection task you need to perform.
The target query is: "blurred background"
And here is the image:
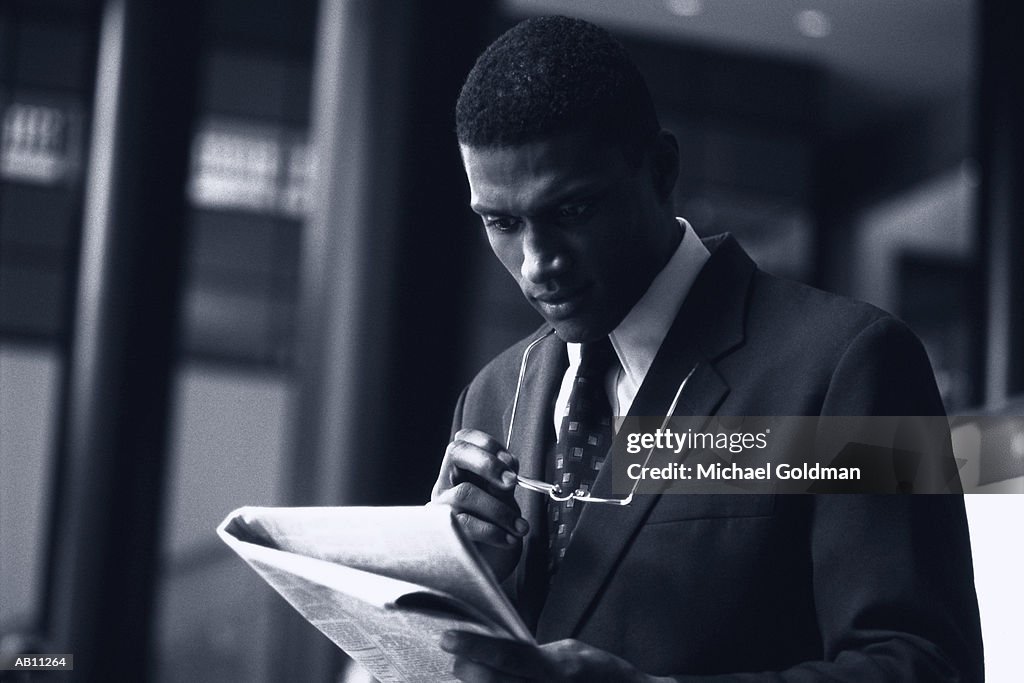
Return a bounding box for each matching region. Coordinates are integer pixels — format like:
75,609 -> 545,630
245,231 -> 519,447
0,0 -> 1021,680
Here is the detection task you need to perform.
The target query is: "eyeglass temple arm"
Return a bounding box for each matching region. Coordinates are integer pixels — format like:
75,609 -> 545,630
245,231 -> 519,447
505,328 -> 557,448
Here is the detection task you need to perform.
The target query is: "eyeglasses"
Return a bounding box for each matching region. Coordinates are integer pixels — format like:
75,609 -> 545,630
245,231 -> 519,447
506,329 -> 696,506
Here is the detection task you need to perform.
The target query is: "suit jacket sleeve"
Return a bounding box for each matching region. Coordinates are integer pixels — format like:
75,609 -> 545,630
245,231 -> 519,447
667,317 -> 984,682
450,385 -> 469,440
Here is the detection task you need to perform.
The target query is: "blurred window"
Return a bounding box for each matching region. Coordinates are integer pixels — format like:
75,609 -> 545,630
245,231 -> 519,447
180,117 -> 307,368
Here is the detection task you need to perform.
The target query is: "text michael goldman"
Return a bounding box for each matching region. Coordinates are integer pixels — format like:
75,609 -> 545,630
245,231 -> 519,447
626,462 -> 861,481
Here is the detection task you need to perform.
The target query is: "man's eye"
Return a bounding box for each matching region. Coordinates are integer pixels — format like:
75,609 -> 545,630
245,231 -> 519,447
557,203 -> 592,221
483,216 -> 519,233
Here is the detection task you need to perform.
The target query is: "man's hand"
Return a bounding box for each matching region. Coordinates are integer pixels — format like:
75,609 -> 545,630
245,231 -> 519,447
440,631 -> 661,683
430,429 -> 530,582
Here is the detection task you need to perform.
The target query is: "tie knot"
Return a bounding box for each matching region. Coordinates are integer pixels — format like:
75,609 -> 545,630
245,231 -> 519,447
578,337 -> 616,378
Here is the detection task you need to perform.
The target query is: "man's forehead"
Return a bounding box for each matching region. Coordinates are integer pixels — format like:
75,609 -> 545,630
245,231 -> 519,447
461,133 -> 631,213
460,129 -> 621,168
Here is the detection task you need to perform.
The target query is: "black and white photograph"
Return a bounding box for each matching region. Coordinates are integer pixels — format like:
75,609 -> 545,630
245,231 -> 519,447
1,0 -> 1022,681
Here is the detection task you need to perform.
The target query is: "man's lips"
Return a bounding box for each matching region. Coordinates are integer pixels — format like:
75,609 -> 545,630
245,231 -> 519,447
531,287 -> 589,318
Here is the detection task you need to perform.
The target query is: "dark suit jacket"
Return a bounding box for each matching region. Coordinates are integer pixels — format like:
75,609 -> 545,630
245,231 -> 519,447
450,234 -> 983,680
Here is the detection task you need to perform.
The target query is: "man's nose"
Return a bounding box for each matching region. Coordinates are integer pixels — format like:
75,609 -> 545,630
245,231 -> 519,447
520,222 -> 567,284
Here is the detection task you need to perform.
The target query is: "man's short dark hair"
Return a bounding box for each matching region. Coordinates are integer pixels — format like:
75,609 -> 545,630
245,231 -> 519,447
455,16 -> 660,160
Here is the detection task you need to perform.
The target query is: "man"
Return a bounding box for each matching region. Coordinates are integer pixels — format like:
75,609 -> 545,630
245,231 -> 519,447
431,16 -> 983,682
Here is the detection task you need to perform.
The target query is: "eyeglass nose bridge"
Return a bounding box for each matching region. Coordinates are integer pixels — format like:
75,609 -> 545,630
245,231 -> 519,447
548,485 -> 577,502
514,474 -> 572,501
515,474 -> 606,503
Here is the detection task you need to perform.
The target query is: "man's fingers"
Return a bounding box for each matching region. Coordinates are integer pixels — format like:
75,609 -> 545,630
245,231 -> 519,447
454,511 -> 521,548
454,429 -> 519,471
450,657 -> 490,683
442,631 -> 544,679
445,438 -> 518,491
435,483 -> 528,546
431,430 -> 520,501
453,428 -> 503,451
450,656 -> 529,683
442,633 -> 640,682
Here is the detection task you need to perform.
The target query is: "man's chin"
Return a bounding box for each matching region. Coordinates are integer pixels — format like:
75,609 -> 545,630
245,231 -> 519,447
531,299 -> 619,342
548,319 -> 609,344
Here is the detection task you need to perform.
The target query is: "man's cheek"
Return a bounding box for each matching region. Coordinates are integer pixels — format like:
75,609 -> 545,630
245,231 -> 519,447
496,250 -> 526,284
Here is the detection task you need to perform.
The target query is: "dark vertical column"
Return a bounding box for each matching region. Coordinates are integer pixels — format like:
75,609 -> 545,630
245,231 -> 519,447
44,0 -> 201,679
375,2 -> 498,504
978,0 -> 1024,404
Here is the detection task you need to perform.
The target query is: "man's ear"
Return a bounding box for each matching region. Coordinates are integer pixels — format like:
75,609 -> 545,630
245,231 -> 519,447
650,130 -> 680,203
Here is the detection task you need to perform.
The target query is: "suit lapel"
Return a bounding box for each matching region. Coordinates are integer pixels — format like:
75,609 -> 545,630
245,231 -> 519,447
536,235 -> 756,642
501,328 -> 566,624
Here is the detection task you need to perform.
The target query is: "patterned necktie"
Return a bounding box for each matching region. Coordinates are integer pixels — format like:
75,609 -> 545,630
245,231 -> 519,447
548,337 -> 617,575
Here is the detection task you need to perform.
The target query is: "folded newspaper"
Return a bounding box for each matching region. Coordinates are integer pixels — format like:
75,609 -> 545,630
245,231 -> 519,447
217,505 -> 532,683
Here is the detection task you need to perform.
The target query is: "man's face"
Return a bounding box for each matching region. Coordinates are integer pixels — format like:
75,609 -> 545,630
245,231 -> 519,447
462,130 -> 674,343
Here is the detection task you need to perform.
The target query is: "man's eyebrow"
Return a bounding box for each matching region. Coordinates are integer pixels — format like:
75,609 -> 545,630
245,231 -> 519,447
469,202 -> 503,216
470,181 -> 611,217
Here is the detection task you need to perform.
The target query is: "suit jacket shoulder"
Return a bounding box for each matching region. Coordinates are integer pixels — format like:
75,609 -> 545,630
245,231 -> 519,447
746,269 -> 946,415
452,324 -> 556,442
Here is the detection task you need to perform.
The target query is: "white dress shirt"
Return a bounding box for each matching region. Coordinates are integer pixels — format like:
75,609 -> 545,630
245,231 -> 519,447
553,219 -> 710,432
